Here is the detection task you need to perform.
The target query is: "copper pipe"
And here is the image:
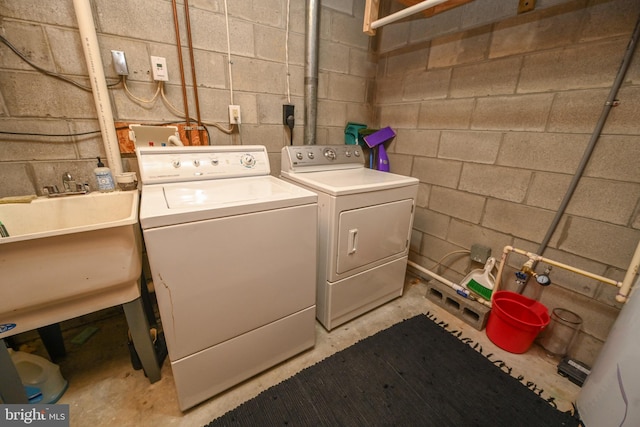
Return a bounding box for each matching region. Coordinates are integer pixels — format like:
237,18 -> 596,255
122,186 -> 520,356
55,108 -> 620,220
184,0 -> 202,129
171,0 -> 191,140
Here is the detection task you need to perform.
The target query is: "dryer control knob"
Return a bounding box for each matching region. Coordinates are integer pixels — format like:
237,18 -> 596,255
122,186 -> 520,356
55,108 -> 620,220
296,152 -> 303,160
172,160 -> 181,168
323,148 -> 336,161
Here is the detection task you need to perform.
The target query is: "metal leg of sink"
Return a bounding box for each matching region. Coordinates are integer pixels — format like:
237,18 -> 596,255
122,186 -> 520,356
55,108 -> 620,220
0,340 -> 29,403
38,323 -> 66,362
139,270 -> 157,328
122,297 -> 161,383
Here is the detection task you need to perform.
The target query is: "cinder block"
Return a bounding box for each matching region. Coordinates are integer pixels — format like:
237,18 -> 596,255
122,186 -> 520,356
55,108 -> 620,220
483,199 -> 555,243
450,57 -> 521,99
328,74 -> 367,103
425,280 -> 491,331
459,164 -> 531,203
471,94 -> 554,131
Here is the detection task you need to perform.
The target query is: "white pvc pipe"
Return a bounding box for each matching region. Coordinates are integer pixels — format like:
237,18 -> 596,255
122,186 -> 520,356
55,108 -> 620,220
73,0 -> 123,175
371,0 -> 449,30
617,239 -> 640,302
168,135 -> 184,146
407,260 -> 492,307
508,246 -> 621,288
495,245 -> 637,301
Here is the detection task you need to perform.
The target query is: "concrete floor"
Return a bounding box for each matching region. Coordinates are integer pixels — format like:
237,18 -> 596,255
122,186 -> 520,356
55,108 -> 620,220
15,275 -> 580,426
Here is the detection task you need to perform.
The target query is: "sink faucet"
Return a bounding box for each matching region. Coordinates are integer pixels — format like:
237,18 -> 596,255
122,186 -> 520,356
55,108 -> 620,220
62,172 -> 76,192
43,172 -> 88,197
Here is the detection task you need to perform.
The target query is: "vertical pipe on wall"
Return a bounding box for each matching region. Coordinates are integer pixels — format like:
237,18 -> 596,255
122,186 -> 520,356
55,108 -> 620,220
304,0 -> 320,145
535,15 -> 640,255
183,0 -> 202,127
171,0 -> 191,137
519,14 -> 640,295
72,0 -> 123,175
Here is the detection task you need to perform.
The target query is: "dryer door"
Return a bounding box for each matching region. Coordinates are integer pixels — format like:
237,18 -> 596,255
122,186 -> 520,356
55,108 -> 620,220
336,199 -> 413,275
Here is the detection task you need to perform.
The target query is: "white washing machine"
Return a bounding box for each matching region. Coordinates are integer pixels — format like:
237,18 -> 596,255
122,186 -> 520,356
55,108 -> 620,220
137,145 -> 317,411
281,145 -> 418,330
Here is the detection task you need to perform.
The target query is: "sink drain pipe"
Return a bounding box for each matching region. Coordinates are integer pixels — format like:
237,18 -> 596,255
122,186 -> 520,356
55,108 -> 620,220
73,0 -> 123,175
304,0 -> 320,145
519,14 -> 640,295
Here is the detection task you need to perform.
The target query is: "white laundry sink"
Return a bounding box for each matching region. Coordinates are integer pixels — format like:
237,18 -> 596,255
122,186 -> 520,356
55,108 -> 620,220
0,190 -> 143,336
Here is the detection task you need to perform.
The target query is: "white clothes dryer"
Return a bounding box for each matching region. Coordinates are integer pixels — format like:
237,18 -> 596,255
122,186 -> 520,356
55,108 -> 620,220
137,146 -> 317,411
281,145 -> 418,331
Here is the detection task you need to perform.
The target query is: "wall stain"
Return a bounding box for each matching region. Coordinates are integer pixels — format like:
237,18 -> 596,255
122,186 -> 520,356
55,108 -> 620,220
556,216 -> 572,249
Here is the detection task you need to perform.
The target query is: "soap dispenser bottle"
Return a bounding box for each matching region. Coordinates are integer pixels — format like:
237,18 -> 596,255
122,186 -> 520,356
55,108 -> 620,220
94,157 -> 115,192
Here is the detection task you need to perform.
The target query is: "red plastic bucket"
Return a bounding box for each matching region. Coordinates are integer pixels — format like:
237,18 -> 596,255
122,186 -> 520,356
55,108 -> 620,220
486,291 -> 550,353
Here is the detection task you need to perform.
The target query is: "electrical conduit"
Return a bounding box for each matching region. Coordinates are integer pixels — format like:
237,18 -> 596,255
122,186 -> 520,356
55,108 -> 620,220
522,13 -> 640,294
72,0 -> 123,175
304,0 -> 320,145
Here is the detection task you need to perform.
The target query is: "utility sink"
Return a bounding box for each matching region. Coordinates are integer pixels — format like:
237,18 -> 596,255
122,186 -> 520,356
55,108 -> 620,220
0,190 -> 143,336
0,190 -> 162,399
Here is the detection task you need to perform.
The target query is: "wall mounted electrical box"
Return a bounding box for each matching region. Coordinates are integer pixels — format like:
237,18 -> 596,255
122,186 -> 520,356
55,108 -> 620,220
150,56 -> 169,81
470,244 -> 491,264
283,104 -> 295,127
229,105 -> 241,124
111,50 -> 129,76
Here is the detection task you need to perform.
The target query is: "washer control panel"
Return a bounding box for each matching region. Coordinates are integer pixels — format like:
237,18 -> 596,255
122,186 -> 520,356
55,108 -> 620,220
137,145 -> 270,184
282,145 -> 364,173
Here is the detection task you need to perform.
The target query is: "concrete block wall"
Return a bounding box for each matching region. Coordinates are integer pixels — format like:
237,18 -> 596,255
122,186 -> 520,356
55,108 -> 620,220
0,0 -> 375,197
376,0 -> 640,365
1,0 -> 638,367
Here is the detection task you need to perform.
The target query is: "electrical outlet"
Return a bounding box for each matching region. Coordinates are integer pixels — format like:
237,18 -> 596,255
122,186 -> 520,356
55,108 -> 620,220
229,105 -> 241,124
111,50 -> 129,76
283,104 -> 295,127
470,244 -> 492,264
150,56 -> 169,81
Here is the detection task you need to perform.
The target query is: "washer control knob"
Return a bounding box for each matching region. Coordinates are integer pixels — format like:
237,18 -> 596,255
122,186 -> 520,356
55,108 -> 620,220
308,151 -> 315,159
354,149 -> 361,157
323,148 -> 336,161
240,153 -> 256,168
345,150 -> 352,157
211,158 -> 219,166
193,159 -> 200,167
296,152 -> 303,160
172,160 -> 181,168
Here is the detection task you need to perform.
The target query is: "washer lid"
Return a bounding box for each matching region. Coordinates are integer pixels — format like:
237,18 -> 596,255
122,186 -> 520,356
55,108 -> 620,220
139,175 -> 317,229
281,167 -> 418,196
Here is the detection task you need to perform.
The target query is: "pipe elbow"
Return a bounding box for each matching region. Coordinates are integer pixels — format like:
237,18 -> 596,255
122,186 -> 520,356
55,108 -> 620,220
168,135 -> 184,146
